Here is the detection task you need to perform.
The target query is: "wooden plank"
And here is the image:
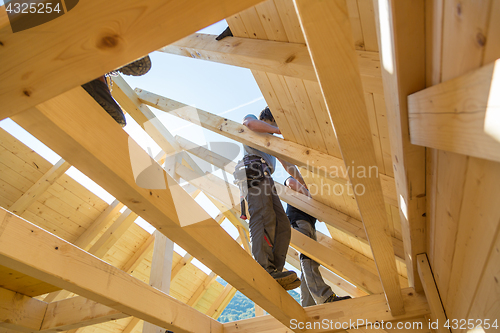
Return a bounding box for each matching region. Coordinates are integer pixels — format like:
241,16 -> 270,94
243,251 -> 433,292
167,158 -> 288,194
373,0 -> 427,292
170,253 -> 193,281
0,208 -> 222,333
255,0 -> 288,42
273,0 -> 305,43
186,272 -> 217,307
9,159 -> 71,215
408,60 -> 500,162
224,288 -> 429,333
207,284 -> 237,319
416,254 -> 450,333
40,296 -> 128,332
0,287 -> 46,332
295,0 -> 404,315
160,33 -> 383,83
11,87 -> 308,330
0,0 -> 265,119
143,231 -> 174,333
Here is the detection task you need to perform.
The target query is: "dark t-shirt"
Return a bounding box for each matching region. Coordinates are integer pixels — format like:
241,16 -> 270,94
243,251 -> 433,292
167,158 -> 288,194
284,178 -> 316,226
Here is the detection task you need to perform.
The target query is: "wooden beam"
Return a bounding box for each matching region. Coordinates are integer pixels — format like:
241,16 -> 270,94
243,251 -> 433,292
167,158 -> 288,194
75,199 -> 124,250
177,135 -> 403,259
416,254 -> 450,333
186,272 -> 217,307
206,284 -> 237,319
0,287 -> 46,332
294,0 -> 404,314
111,76 -> 179,155
137,88 -> 346,179
88,208 -> 138,258
122,318 -> 141,333
122,234 -> 155,274
286,247 -> 368,298
373,0 -> 427,292
40,296 -> 128,332
160,33 -> 383,84
0,0 -> 265,119
223,287 -> 429,333
170,253 -> 193,281
43,199 -> 124,303
143,231 -> 174,333
0,208 -> 222,333
409,59 -> 500,162
10,87 -> 308,331
9,159 -> 71,215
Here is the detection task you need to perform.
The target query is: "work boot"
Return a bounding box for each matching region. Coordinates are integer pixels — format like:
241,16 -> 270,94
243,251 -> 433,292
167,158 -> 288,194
82,76 -> 126,127
216,26 -> 233,40
117,55 -> 152,76
324,294 -> 352,303
283,277 -> 301,291
270,270 -> 298,288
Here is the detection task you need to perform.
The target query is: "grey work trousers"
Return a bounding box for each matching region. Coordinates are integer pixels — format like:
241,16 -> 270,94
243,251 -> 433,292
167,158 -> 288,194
246,171 -> 291,273
294,220 -> 334,306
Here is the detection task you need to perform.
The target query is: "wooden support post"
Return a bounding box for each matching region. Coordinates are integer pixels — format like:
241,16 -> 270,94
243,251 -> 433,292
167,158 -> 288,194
143,231 -> 174,333
11,87 -> 308,331
0,0 -> 265,118
293,0 -> 404,314
9,159 -> 71,215
408,59 -> 500,163
416,254 -> 450,333
122,318 -> 141,333
0,208 -> 223,333
373,0 -> 427,292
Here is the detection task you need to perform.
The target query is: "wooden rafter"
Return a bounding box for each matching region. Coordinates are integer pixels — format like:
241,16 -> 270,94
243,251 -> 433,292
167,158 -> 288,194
373,0 -> 427,292
0,0 -> 265,118
294,0 -> 404,314
0,207 -> 222,333
9,159 -> 71,216
10,87 -> 308,331
160,33 -> 383,85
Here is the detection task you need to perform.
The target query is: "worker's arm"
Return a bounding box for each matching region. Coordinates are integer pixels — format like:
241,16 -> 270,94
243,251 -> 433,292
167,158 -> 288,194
285,176 -> 311,197
278,159 -> 307,187
243,115 -> 281,134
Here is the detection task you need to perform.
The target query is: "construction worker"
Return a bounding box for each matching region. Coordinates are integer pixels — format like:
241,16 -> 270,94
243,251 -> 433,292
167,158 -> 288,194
238,107 -> 306,290
284,176 -> 352,305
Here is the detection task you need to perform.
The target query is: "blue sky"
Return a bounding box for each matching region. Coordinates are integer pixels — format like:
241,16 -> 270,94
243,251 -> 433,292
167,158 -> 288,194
0,19 -> 333,281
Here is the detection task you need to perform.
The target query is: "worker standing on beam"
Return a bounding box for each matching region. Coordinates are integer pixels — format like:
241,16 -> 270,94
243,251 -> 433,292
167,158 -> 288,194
284,176 -> 352,305
235,107 -> 304,290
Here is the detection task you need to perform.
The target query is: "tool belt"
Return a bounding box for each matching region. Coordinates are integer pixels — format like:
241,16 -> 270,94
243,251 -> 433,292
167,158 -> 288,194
233,155 -> 268,188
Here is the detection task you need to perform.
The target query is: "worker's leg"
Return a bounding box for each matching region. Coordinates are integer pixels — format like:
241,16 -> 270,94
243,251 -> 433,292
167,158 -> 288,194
295,220 -> 334,304
246,175 -> 277,273
269,176 -> 291,272
300,273 -> 316,307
